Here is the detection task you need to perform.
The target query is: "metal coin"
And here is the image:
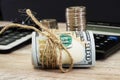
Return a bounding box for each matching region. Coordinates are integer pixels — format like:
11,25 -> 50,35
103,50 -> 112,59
66,6 -> 86,31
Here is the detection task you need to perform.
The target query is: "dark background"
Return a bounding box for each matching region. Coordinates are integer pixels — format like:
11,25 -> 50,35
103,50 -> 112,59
0,0 -> 120,24
0,0 -> 2,20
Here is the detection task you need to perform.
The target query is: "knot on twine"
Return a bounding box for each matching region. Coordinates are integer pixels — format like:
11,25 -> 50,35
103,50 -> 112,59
0,9 -> 74,73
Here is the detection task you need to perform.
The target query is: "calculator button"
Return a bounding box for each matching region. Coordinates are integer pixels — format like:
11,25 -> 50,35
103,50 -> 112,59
0,39 -> 16,45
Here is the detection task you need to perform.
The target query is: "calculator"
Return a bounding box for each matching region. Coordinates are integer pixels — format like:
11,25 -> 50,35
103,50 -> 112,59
0,27 -> 32,52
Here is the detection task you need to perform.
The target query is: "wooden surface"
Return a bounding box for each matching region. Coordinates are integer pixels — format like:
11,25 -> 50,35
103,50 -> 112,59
0,23 -> 120,80
0,45 -> 120,80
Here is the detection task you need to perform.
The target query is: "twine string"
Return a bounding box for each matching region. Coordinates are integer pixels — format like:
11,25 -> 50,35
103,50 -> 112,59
0,9 -> 74,73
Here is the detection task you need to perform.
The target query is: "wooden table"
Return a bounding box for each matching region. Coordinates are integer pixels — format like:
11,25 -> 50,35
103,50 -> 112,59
0,23 -> 120,80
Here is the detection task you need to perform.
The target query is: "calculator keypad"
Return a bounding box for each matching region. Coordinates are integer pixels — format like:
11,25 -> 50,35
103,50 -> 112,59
0,27 -> 32,51
94,34 -> 120,59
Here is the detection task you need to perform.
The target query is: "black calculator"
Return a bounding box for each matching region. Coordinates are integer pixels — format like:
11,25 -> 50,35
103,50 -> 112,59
0,27 -> 32,53
87,23 -> 120,59
94,34 -> 120,59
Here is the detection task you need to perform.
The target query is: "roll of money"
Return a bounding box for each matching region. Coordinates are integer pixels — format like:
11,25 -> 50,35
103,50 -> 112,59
66,6 -> 86,31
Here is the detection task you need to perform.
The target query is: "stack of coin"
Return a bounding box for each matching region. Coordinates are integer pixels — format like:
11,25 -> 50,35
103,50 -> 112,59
66,6 -> 86,31
40,19 -> 58,30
